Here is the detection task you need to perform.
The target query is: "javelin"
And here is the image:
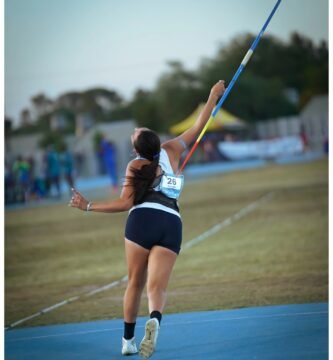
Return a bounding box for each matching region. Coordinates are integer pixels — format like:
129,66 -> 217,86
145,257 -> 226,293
177,0 -> 282,175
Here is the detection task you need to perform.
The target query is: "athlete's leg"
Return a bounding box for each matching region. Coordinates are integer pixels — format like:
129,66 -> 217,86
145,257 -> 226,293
146,246 -> 178,313
123,239 -> 150,323
139,246 -> 177,358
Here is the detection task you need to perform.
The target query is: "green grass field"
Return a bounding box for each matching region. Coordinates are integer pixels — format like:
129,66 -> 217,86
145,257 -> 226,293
5,159 -> 328,328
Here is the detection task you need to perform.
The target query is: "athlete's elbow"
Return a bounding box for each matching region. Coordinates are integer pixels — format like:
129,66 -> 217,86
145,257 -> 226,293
121,199 -> 133,211
123,203 -> 132,211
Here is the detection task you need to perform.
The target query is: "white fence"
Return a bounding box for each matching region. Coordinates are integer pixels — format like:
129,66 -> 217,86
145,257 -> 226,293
256,116 -> 301,139
255,110 -> 328,151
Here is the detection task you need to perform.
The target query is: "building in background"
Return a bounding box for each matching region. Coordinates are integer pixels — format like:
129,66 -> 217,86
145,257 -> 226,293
255,95 -> 328,151
5,120 -> 137,181
300,95 -> 328,151
73,120 -> 136,178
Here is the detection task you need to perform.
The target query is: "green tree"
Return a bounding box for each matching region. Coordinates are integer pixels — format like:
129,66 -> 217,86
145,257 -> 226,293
222,74 -> 297,122
197,32 -> 327,121
154,61 -> 205,131
108,103 -> 133,122
13,32 -> 328,136
38,131 -> 66,152
131,90 -> 161,131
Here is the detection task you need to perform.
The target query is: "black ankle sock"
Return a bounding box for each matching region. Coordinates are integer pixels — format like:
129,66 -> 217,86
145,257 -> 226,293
124,322 -> 136,340
150,310 -> 162,324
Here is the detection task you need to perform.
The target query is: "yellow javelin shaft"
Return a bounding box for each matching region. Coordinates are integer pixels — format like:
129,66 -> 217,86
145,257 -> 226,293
176,114 -> 216,175
197,115 -> 215,143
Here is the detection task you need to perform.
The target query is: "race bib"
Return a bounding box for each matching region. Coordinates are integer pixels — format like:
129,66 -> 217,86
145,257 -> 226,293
159,173 -> 184,199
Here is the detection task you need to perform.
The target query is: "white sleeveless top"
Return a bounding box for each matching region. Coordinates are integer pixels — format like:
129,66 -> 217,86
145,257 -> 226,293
158,148 -> 174,173
129,148 -> 181,217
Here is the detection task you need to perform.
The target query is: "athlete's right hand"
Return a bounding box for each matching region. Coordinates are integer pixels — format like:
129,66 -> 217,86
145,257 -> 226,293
210,80 -> 225,100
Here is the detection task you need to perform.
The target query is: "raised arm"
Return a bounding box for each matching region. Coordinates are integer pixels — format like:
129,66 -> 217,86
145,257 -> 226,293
162,80 -> 226,168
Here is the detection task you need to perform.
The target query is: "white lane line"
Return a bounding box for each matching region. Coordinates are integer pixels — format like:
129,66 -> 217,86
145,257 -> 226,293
182,191 -> 274,250
6,192 -> 274,330
6,277 -> 128,330
6,309 -> 327,342
7,296 -> 80,329
84,275 -> 128,297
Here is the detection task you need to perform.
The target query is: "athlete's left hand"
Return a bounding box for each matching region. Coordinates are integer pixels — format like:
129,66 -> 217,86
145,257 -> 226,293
69,188 -> 89,211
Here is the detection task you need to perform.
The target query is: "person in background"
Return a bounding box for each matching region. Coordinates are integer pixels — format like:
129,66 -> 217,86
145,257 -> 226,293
46,145 -> 61,198
12,155 -> 31,202
100,137 -> 118,193
5,159 -> 15,204
60,145 -> 75,194
33,150 -> 47,199
300,124 -> 309,152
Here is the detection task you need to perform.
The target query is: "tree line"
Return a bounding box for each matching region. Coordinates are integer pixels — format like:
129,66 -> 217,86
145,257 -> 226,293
9,31 -> 328,137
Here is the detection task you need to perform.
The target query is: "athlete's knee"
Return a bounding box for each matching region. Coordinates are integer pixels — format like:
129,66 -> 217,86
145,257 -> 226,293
127,273 -> 146,290
147,281 -> 167,297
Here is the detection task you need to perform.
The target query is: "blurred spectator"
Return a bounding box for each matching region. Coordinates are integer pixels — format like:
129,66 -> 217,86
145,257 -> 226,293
74,151 -> 85,177
203,139 -> 221,162
225,134 -> 235,142
96,142 -> 107,175
12,156 -> 31,202
300,125 -> 309,151
60,145 -> 75,194
100,137 -> 118,192
33,150 -> 48,199
46,145 -> 61,198
5,160 -> 16,204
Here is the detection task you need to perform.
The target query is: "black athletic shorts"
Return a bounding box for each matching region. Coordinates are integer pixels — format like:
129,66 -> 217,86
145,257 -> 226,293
125,208 -> 182,254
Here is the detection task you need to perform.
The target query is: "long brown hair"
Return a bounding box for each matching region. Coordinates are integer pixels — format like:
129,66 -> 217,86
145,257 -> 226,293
128,129 -> 161,204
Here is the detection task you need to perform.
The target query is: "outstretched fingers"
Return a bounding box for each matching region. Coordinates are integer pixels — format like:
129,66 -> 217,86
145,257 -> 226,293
71,187 -> 83,197
69,188 -> 83,208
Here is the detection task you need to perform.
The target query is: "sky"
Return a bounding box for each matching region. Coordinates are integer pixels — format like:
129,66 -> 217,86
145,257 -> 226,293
5,0 -> 329,126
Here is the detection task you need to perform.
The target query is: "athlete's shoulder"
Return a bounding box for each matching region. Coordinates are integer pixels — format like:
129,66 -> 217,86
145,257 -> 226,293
127,158 -> 148,170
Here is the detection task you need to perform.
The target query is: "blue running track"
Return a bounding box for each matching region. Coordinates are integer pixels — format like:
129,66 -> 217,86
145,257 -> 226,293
5,303 -> 328,360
